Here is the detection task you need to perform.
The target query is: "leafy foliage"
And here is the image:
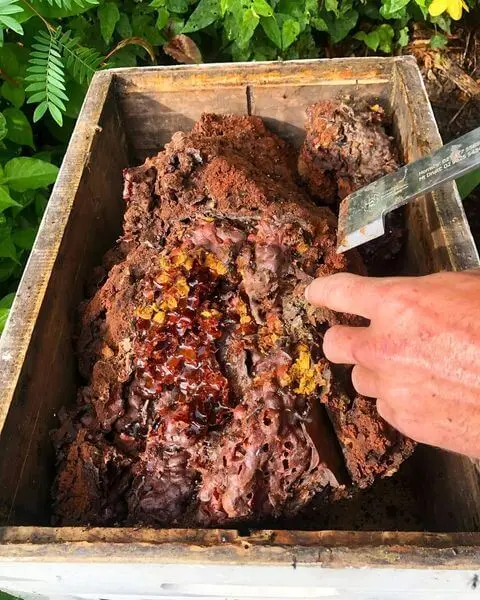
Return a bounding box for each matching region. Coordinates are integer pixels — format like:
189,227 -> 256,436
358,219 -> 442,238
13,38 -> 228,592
0,0 -> 477,333
0,0 -> 23,42
456,169 -> 480,200
26,29 -> 67,125
57,29 -> 103,83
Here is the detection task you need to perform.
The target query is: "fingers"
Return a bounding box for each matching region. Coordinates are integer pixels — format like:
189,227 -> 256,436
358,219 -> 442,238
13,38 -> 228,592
351,365 -> 380,398
305,272 -> 389,319
376,398 -> 396,425
323,324 -> 369,364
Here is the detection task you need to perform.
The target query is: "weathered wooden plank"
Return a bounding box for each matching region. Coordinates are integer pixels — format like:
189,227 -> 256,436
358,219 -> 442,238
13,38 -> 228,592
0,527 -> 480,568
392,57 -> 479,273
117,87 -> 248,163
112,58 -> 394,93
249,82 -> 390,148
0,71 -> 129,525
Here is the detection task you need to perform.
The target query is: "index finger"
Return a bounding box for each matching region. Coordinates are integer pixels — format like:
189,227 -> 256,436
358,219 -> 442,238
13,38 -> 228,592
305,272 -> 389,319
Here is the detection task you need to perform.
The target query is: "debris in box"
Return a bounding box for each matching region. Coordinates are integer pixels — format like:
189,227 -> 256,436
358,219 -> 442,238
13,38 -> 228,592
52,105 -> 415,527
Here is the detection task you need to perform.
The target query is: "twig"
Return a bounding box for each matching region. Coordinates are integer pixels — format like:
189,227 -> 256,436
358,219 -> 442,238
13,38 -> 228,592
103,37 -> 156,64
462,31 -> 472,69
0,68 -> 19,88
473,34 -> 477,77
20,0 -> 55,33
448,97 -> 471,127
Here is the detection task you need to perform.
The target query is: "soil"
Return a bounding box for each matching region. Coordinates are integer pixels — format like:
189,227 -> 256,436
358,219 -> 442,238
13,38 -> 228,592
52,107 -> 414,528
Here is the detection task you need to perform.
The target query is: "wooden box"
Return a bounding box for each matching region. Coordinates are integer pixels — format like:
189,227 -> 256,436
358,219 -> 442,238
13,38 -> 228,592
0,58 -> 479,599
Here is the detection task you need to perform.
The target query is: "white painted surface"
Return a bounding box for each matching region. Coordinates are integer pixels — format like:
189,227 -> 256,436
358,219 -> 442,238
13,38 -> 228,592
1,563 -> 479,600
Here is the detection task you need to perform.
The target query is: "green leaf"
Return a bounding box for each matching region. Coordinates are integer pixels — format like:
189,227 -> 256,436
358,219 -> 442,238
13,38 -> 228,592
3,157 -> 59,191
0,307 -> 10,333
326,9 -> 358,43
0,291 -> 14,333
98,2 -> 120,44
64,80 -> 86,119
0,44 -> 20,77
182,0 -> 220,33
3,108 -> 34,148
397,26 -> 409,48
429,14 -> 451,34
156,7 -> 169,29
281,17 -> 300,50
48,103 -> 63,126
58,30 -> 103,84
26,31 -> 69,126
456,168 -> 480,200
0,233 -> 17,262
231,41 -> 251,61
376,24 -> 395,53
0,14 -> 23,36
261,15 -> 282,48
276,1 -> 308,31
325,0 -> 338,14
362,2 -> 381,19
252,39 -> 278,60
237,7 -> 259,48
357,25 -> 395,53
0,291 -> 14,310
23,0 -> 99,19
311,16 -> 328,31
430,33 -> 448,49
253,0 -> 273,17
0,111 -> 6,142
412,0 -> 427,16
1,80 -> 24,108
12,226 -> 37,249
166,0 -> 188,12
34,192 -> 48,217
379,0 -> 410,19
33,101 -> 49,122
0,186 -> 20,212
355,30 -> 379,51
0,258 -> 16,283
116,12 -> 133,37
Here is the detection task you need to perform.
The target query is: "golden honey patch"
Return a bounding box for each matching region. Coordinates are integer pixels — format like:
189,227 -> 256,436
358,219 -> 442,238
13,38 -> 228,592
204,252 -> 227,275
284,344 -> 325,395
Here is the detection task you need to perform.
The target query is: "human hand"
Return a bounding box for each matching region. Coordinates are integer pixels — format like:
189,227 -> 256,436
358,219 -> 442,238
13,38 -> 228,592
305,270 -> 480,458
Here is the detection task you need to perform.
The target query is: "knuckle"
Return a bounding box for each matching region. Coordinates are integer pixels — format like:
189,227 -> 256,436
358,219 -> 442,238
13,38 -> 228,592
350,333 -> 378,366
381,283 -> 421,318
324,272 -> 354,300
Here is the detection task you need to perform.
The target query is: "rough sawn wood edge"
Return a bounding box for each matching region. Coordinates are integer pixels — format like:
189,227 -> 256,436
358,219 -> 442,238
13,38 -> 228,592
0,71 -> 114,437
0,528 -> 480,567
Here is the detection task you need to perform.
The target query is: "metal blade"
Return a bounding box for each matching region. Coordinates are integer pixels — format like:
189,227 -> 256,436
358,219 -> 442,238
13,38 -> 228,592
336,126 -> 480,253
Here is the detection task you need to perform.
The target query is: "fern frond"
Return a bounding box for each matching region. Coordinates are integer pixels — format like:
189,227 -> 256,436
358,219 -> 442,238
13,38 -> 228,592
30,0 -> 99,10
0,0 -> 24,38
57,29 -> 103,84
25,30 -> 68,126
